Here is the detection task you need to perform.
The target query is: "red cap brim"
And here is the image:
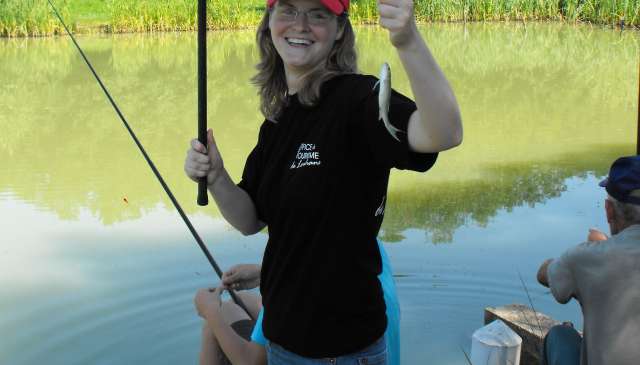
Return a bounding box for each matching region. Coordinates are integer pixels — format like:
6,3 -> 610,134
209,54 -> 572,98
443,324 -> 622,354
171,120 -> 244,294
267,0 -> 348,15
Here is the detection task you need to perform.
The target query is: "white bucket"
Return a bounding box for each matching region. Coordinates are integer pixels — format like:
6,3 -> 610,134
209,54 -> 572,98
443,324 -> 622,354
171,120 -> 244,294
470,319 -> 522,365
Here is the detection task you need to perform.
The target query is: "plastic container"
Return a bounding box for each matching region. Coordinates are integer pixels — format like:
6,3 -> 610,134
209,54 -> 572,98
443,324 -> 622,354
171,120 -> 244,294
470,319 -> 522,365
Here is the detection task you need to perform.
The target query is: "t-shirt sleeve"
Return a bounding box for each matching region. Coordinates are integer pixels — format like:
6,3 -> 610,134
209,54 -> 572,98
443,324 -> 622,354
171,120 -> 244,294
237,121 -> 269,223
547,245 -> 582,304
250,308 -> 267,346
351,76 -> 438,172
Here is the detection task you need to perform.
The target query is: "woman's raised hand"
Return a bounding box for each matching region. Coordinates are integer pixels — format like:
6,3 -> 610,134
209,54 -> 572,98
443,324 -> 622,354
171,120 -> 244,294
184,129 -> 224,186
377,0 -> 418,48
222,264 -> 261,290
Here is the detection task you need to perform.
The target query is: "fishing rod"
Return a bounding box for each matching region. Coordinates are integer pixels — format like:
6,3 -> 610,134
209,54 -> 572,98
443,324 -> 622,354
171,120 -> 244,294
197,0 -> 209,206
46,0 -> 254,320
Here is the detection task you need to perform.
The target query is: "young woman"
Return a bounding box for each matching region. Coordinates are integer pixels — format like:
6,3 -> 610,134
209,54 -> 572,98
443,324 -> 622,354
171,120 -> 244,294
185,0 -> 462,361
195,241 -> 401,365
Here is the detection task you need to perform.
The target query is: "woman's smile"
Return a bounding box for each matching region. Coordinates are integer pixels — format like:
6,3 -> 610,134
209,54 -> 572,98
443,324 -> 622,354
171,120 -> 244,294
285,37 -> 315,47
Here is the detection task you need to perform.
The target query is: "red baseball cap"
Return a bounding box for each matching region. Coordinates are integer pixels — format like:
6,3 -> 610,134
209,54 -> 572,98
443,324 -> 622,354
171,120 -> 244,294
266,0 -> 349,16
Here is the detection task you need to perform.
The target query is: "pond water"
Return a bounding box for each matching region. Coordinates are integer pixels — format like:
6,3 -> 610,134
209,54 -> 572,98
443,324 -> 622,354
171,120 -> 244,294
0,23 -> 638,364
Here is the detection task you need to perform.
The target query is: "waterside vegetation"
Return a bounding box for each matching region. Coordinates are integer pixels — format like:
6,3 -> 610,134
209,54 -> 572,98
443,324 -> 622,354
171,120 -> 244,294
1,0 -> 70,37
1,0 -> 638,37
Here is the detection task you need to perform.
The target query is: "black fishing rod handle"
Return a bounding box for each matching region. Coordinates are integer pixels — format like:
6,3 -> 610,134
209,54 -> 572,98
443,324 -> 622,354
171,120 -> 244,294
197,120 -> 208,206
197,0 -> 208,206
198,178 -> 208,206
197,128 -> 208,206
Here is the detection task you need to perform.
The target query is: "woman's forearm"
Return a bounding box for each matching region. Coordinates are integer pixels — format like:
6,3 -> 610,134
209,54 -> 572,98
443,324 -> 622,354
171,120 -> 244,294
208,169 -> 265,236
396,25 -> 463,153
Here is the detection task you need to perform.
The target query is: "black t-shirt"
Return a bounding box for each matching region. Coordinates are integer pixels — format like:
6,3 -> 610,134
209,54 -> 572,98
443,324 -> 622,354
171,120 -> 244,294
238,73 -> 438,357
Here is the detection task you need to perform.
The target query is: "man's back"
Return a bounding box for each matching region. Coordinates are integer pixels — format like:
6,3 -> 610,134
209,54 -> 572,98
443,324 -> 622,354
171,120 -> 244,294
548,224 -> 640,365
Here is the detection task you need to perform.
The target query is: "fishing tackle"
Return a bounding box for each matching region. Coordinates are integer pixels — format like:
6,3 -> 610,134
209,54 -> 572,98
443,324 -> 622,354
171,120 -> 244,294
46,0 -> 254,320
197,0 -> 209,207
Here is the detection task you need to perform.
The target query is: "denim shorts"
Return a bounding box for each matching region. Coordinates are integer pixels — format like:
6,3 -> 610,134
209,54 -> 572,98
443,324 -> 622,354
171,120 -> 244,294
266,336 -> 387,365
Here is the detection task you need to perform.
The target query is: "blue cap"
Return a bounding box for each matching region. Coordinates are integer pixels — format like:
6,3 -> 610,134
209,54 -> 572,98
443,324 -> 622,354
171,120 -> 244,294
599,155 -> 640,205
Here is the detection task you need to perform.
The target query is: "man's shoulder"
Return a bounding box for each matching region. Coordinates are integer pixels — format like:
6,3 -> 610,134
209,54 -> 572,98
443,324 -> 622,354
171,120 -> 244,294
558,229 -> 640,272
578,226 -> 640,254
560,240 -> 610,263
612,224 -> 640,245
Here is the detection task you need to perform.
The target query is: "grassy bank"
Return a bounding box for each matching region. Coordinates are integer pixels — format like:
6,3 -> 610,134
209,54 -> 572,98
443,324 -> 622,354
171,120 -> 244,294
0,0 -> 71,37
353,0 -> 639,25
1,0 -> 638,37
107,0 -> 264,32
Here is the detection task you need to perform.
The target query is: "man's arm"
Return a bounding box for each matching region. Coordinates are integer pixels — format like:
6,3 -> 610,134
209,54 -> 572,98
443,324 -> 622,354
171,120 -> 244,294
540,229 -> 606,296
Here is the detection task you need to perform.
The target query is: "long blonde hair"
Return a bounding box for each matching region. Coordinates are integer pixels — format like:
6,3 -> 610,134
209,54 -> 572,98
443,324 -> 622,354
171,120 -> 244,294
251,9 -> 358,120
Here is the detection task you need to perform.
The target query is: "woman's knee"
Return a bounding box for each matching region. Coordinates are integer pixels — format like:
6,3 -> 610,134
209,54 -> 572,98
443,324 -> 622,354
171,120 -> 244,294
220,301 -> 251,324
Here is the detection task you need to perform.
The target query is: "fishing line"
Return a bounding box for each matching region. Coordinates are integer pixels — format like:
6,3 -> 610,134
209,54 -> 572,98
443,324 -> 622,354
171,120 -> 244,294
46,0 -> 254,320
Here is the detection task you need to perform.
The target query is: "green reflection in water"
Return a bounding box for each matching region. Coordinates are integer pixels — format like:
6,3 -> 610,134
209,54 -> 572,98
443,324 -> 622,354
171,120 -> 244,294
0,24 -> 637,241
383,144 -> 631,243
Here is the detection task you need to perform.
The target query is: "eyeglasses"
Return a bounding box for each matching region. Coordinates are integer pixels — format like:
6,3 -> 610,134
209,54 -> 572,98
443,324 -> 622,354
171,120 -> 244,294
272,5 -> 336,26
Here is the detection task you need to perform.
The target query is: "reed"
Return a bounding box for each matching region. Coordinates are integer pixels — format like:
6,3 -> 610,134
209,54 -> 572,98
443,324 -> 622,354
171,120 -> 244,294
107,0 -> 263,33
1,0 -> 638,37
0,0 -> 71,37
351,0 -> 639,25
103,0 -> 640,31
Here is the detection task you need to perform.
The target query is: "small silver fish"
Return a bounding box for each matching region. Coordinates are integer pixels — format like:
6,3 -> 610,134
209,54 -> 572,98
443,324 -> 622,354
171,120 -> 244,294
374,62 -> 402,142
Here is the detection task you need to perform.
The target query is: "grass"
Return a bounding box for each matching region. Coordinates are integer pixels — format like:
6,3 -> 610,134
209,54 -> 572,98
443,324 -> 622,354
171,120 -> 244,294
0,0 -> 70,37
68,0 -> 109,24
411,0 -> 640,25
107,0 -> 264,32
1,0 -> 638,37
